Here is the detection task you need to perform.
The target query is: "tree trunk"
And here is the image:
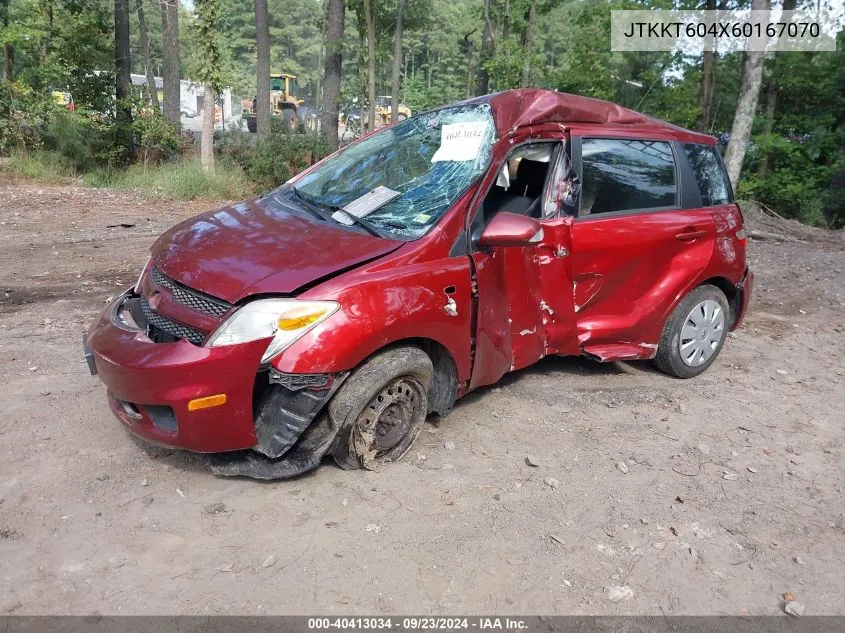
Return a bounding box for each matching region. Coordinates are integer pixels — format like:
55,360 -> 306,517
254,0 -> 271,141
757,0 -> 795,178
2,42 -> 11,81
502,0 -> 510,41
426,39 -> 431,89
756,73 -> 778,179
520,0 -> 536,88
39,1 -> 53,65
160,0 -> 180,126
695,50 -> 715,131
391,0 -> 405,123
321,0 -> 344,148
135,0 -> 159,110
115,0 -> 134,163
475,0 -> 494,96
464,34 -> 474,99
723,0 -> 769,191
1,0 -> 12,81
363,0 -> 376,130
201,85 -> 215,171
694,0 -> 716,131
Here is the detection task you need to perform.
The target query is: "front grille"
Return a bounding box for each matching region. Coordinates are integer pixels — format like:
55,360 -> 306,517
151,267 -> 232,318
140,296 -> 207,345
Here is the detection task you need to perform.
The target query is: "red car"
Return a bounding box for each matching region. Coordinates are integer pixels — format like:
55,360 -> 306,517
84,89 -> 753,479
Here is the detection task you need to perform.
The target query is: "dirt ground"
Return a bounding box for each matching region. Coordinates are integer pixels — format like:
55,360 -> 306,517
0,177 -> 843,616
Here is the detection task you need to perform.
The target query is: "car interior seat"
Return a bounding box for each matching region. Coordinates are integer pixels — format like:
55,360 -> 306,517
496,159 -> 549,218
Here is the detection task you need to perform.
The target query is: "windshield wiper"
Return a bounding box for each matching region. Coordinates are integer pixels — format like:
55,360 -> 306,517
291,187 -> 387,238
325,206 -> 384,238
287,187 -> 331,222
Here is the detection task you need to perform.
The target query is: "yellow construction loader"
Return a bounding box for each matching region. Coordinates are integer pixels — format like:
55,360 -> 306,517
246,73 -> 313,132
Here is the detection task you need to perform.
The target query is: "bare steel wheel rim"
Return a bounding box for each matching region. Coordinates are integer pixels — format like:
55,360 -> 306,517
349,377 -> 426,468
679,299 -> 726,367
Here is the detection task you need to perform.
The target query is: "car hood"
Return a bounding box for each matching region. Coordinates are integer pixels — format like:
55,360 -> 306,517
151,193 -> 403,303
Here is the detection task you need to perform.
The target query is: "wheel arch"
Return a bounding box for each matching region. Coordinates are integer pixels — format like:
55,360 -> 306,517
649,274 -> 739,356
349,337 -> 459,419
698,276 -> 740,327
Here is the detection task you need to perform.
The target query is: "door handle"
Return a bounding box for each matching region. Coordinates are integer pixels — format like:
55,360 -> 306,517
675,227 -> 707,241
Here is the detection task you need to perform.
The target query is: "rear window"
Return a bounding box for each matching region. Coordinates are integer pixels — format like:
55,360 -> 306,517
684,144 -> 732,206
579,138 -> 677,215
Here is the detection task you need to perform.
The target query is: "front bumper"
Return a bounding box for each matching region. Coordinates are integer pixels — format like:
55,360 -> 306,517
86,293 -> 270,453
86,291 -> 348,479
731,267 -> 754,331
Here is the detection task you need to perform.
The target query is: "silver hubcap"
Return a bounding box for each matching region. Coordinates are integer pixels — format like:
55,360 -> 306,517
679,299 -> 725,367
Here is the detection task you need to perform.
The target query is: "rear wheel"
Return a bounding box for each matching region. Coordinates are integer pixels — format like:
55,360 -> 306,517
331,347 -> 433,471
246,117 -> 257,133
654,284 -> 730,378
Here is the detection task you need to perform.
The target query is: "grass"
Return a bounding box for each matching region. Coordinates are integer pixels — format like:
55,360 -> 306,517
2,150 -> 257,200
4,150 -> 78,183
85,159 -> 256,200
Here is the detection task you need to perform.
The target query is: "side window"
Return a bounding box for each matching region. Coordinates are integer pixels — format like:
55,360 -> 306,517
684,144 -> 731,206
579,138 -> 677,216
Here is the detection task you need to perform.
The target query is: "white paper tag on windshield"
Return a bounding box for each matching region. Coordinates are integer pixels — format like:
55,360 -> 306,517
332,186 -> 401,225
431,121 -> 489,163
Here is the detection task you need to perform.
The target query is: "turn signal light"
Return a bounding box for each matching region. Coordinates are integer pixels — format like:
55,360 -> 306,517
187,393 -> 227,411
277,306 -> 329,331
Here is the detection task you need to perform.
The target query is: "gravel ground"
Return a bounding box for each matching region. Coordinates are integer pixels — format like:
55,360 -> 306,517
0,180 -> 843,616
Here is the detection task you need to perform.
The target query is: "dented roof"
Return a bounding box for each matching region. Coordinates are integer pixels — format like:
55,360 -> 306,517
474,88 -> 715,145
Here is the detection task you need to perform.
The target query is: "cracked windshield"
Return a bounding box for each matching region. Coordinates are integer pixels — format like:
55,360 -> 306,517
290,104 -> 496,239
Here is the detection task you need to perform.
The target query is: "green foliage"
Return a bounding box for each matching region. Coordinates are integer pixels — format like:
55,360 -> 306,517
88,159 -> 255,199
4,0 -> 114,110
740,131 -> 845,227
192,0 -> 225,94
0,80 -> 55,153
42,110 -> 111,171
542,1 -> 617,100
218,121 -> 330,190
133,111 -> 183,164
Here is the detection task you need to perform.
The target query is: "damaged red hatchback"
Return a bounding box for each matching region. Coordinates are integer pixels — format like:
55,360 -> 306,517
84,89 -> 753,479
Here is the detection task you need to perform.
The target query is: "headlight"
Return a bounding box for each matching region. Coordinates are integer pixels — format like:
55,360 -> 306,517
206,299 -> 340,363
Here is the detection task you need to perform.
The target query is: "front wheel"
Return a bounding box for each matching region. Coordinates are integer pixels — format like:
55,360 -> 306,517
282,108 -> 298,131
331,346 -> 433,471
654,284 -> 730,378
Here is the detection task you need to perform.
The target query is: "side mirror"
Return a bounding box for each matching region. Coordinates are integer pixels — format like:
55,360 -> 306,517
478,212 -> 543,248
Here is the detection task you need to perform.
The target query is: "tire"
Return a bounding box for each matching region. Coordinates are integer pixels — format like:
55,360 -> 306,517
330,346 -> 433,471
282,109 -> 298,131
654,284 -> 730,378
246,117 -> 257,133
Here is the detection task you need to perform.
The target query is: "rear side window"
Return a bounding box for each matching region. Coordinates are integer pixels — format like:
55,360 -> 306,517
684,144 -> 731,206
579,138 -> 677,216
